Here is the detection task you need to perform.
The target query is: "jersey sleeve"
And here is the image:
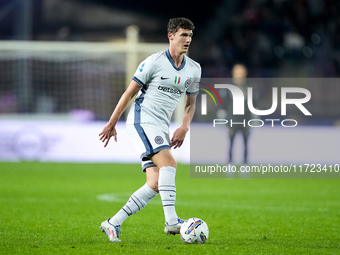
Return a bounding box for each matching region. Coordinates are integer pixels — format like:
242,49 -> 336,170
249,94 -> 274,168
186,65 -> 201,96
132,55 -> 156,88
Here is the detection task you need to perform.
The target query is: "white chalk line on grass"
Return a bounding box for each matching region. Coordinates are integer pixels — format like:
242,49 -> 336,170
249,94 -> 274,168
0,197 -> 80,203
96,193 -> 336,213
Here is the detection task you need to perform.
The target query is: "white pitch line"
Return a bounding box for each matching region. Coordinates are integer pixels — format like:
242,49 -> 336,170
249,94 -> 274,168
96,193 -> 334,213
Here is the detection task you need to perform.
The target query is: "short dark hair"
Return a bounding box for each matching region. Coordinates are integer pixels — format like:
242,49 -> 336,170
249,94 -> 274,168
167,17 -> 195,34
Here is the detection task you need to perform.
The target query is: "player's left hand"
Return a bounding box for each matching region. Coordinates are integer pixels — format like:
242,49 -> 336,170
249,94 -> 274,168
99,123 -> 117,147
170,126 -> 188,149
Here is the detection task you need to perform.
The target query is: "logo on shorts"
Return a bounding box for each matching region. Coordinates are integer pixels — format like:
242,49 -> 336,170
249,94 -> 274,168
154,136 -> 164,145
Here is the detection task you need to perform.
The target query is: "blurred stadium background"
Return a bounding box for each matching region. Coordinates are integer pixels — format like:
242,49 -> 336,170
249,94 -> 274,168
0,0 -> 339,163
1,3 -> 339,254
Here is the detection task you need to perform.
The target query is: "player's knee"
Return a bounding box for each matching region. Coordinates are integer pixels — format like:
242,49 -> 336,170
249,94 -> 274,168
147,180 -> 159,193
163,153 -> 177,169
167,160 -> 177,169
160,162 -> 177,169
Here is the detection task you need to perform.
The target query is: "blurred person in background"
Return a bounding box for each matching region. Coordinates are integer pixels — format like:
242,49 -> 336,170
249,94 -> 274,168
227,63 -> 252,163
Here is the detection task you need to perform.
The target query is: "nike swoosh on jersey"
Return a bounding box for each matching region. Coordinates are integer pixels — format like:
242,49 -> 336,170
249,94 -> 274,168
161,76 -> 170,80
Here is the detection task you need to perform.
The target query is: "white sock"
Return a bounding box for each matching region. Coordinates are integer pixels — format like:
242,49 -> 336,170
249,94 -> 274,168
109,183 -> 158,225
158,166 -> 178,225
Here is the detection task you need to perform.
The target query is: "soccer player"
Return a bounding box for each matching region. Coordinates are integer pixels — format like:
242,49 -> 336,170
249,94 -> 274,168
99,17 -> 201,242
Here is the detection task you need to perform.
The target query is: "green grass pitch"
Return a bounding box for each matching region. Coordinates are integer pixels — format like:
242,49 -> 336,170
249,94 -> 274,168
0,162 -> 339,254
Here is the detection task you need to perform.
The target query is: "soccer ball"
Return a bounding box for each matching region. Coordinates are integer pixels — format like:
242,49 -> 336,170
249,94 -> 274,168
180,218 -> 209,244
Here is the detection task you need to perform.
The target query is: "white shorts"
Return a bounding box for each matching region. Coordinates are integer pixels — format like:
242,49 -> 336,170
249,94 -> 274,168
126,123 -> 170,171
